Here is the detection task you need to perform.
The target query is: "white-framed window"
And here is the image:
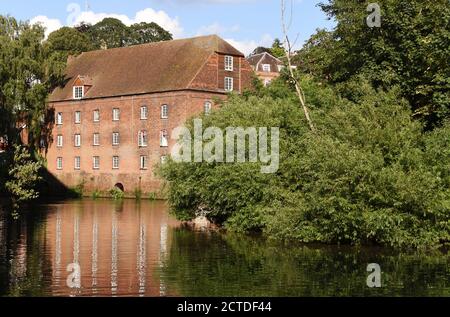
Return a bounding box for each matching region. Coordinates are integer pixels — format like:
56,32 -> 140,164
73,86 -> 84,99
140,155 -> 148,170
93,109 -> 100,122
262,64 -> 271,72
138,130 -> 148,147
56,112 -> 63,125
160,130 -> 169,147
74,134 -> 81,147
112,156 -> 119,169
204,101 -> 212,115
93,133 -> 100,146
225,55 -> 233,71
74,156 -> 81,170
75,111 -> 81,124
93,156 -> 100,170
56,157 -> 63,170
225,77 -> 234,92
161,104 -> 169,119
56,135 -> 63,148
140,106 -> 148,120
160,155 -> 168,164
112,132 -> 120,146
112,108 -> 120,121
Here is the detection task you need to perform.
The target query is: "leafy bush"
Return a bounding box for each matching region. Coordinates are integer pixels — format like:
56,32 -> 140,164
5,145 -> 43,213
91,190 -> 101,200
110,187 -> 125,200
160,78 -> 450,249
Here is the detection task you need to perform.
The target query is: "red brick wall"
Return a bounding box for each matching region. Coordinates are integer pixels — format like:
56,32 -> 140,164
46,52 -> 254,197
47,91 -> 226,196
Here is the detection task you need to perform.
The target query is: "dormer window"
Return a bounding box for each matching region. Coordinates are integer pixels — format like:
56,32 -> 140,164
262,64 -> 271,72
73,86 -> 84,99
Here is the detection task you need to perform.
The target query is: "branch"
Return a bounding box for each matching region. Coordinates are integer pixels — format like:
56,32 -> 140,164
281,0 -> 316,132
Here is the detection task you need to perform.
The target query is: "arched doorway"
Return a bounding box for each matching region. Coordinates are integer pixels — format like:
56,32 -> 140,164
114,183 -> 124,192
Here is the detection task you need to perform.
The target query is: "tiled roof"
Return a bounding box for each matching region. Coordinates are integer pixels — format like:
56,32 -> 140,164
50,35 -> 244,102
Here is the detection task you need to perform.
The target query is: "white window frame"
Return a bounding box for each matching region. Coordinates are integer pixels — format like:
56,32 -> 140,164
204,101 -> 212,115
225,77 -> 234,92
93,109 -> 100,122
74,134 -> 81,147
93,156 -> 100,170
140,106 -> 148,120
74,156 -> 81,170
93,133 -> 100,146
57,135 -> 63,148
140,155 -> 148,170
112,156 -> 119,170
112,132 -> 120,146
138,130 -> 148,147
161,104 -> 169,119
56,112 -> 63,125
225,55 -> 233,71
73,86 -> 84,100
56,157 -> 63,170
75,111 -> 81,124
160,130 -> 169,148
112,108 -> 120,121
262,64 -> 271,72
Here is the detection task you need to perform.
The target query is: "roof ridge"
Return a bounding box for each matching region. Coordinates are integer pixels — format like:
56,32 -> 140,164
74,34 -> 224,57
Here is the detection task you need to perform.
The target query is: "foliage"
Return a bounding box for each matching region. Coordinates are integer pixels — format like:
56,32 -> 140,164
250,39 -> 286,58
91,190 -> 101,200
110,187 -> 125,200
160,76 -> 450,249
5,145 -> 43,211
0,16 -> 57,153
294,0 -> 450,127
68,181 -> 85,198
71,18 -> 173,50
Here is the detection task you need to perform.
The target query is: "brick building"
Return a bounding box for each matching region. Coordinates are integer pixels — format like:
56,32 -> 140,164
47,35 -> 254,196
246,52 -> 284,86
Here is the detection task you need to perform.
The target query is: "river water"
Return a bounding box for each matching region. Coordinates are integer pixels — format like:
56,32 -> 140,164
0,199 -> 449,297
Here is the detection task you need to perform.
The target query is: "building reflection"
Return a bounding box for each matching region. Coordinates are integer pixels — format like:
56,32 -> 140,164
45,200 -> 179,296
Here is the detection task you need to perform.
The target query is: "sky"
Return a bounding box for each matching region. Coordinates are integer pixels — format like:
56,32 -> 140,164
0,0 -> 336,55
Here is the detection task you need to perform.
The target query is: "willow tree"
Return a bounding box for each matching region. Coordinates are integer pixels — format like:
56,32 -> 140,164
0,16 -> 61,204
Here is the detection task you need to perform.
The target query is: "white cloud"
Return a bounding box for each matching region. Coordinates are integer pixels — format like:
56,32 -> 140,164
196,22 -> 240,36
72,8 -> 183,38
225,33 -> 273,56
29,15 -> 63,38
30,7 -> 183,39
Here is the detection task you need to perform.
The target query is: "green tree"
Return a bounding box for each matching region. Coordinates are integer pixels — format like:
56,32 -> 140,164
295,0 -> 450,127
128,22 -> 173,45
0,15 -> 56,152
5,145 -> 43,213
270,38 -> 285,58
160,77 -> 450,249
88,18 -> 130,49
46,27 -> 93,56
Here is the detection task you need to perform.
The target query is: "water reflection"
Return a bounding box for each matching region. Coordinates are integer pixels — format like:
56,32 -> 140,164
0,199 -> 449,297
0,199 -> 179,296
